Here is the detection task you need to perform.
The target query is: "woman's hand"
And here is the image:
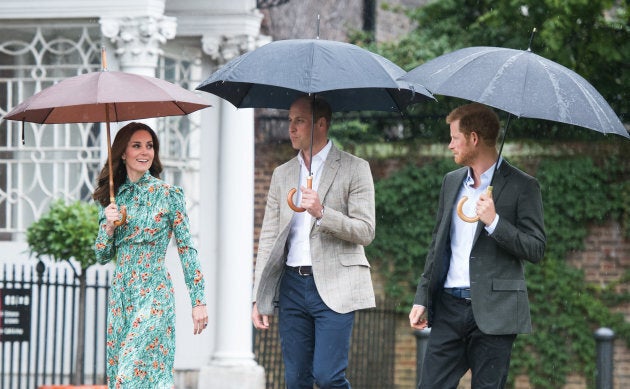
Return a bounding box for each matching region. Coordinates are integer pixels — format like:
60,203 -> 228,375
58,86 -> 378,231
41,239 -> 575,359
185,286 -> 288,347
192,304 -> 209,335
103,203 -> 125,235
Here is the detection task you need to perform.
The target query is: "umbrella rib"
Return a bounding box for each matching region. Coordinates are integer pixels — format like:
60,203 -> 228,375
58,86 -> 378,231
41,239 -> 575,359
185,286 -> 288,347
172,101 -> 188,116
39,109 -> 55,124
385,88 -> 406,115
480,51 -> 525,115
428,47 -> 498,91
305,42 -> 316,92
552,62 -> 618,133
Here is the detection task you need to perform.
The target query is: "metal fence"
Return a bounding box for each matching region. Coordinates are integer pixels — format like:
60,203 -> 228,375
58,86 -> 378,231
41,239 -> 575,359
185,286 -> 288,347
253,298 -> 398,388
0,261 -> 109,389
2,261 -> 399,389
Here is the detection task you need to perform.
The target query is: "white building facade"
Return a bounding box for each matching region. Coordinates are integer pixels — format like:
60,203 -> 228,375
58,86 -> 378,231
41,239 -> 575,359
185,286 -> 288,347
0,0 -> 268,387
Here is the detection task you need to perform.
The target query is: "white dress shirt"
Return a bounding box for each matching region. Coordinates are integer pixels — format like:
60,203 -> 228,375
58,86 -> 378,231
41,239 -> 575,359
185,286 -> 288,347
286,140 -> 332,267
444,160 -> 501,288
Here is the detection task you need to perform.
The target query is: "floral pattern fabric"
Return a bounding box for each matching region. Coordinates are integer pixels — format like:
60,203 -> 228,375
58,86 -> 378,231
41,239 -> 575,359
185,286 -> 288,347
94,172 -> 205,389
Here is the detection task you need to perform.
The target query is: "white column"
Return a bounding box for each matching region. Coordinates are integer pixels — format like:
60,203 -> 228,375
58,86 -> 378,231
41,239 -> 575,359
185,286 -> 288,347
197,100 -> 264,388
100,15 -> 176,76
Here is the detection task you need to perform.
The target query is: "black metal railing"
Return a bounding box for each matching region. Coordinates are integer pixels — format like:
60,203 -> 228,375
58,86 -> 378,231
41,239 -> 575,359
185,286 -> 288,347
0,261 -> 110,389
253,299 -> 398,388
3,261 -> 401,388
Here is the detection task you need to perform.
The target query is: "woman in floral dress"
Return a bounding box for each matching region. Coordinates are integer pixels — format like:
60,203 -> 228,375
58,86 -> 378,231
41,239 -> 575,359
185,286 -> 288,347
93,122 -> 208,389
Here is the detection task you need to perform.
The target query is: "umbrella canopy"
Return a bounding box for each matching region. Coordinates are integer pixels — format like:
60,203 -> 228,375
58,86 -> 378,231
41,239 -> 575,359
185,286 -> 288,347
3,66 -> 211,225
197,38 -> 434,212
196,38 -> 434,112
399,46 -> 628,138
401,44 -> 628,223
4,71 -> 210,124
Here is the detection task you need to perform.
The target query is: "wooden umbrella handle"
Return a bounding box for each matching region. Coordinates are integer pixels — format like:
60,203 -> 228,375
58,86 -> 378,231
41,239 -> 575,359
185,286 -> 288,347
456,186 -> 493,223
287,176 -> 312,213
101,46 -> 107,71
110,197 -> 127,227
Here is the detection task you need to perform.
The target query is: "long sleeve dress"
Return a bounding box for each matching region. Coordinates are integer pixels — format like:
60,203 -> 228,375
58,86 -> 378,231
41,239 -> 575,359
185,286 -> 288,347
94,171 -> 206,389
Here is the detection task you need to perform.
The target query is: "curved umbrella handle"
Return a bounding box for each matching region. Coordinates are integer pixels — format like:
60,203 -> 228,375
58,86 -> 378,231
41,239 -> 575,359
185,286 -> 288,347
287,176 -> 312,213
456,186 -> 493,223
110,198 -> 127,227
114,207 -> 127,227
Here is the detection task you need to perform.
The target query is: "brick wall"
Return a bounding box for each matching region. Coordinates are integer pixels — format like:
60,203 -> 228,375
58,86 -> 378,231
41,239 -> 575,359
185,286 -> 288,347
253,139 -> 630,388
566,221 -> 630,389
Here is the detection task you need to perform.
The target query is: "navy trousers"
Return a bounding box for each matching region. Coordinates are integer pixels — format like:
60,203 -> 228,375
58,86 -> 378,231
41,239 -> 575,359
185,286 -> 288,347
278,269 -> 355,389
419,292 -> 517,389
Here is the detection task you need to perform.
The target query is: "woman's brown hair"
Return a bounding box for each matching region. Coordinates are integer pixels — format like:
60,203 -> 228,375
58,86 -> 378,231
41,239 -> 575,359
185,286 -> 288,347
92,122 -> 163,206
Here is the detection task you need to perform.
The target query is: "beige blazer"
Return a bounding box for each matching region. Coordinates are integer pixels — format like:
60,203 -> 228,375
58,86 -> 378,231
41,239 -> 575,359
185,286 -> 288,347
253,144 -> 376,315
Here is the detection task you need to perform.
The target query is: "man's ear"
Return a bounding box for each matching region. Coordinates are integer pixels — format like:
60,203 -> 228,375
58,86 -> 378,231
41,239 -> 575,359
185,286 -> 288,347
470,131 -> 479,145
316,116 -> 327,129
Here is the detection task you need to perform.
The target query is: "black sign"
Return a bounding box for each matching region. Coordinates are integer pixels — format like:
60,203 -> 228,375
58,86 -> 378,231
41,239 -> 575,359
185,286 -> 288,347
0,288 -> 32,342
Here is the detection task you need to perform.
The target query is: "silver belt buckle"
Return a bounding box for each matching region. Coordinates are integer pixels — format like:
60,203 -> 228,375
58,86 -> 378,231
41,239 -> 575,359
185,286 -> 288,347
298,266 -> 308,276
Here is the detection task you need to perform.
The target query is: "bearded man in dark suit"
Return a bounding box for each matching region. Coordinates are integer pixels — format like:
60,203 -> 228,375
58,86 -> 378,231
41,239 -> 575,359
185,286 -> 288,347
409,103 -> 546,388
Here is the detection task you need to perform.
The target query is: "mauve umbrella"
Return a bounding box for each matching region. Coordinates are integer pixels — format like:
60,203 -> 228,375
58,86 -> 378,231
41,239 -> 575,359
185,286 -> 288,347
400,39 -> 628,222
4,48 -> 211,224
197,38 -> 434,211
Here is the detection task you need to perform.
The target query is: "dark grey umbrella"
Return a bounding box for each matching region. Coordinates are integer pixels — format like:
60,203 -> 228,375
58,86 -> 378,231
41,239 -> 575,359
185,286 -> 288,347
196,38 -> 434,113
197,38 -> 435,212
399,45 -> 628,139
400,44 -> 628,222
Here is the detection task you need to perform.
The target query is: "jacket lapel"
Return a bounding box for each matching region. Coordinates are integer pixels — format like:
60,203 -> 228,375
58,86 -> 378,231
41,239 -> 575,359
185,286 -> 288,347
307,144 -> 341,229
473,161 -> 511,240
445,168 -> 468,216
317,144 -> 341,198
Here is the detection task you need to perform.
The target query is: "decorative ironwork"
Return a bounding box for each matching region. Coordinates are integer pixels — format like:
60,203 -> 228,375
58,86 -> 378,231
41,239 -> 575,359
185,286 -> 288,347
0,23 -> 202,240
256,0 -> 290,9
0,23 -> 101,238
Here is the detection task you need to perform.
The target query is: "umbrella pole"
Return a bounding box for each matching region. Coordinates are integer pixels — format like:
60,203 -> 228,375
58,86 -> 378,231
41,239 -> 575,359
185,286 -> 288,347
491,113 -> 512,186
106,107 -> 114,204
286,97 -> 316,212
105,104 -> 126,226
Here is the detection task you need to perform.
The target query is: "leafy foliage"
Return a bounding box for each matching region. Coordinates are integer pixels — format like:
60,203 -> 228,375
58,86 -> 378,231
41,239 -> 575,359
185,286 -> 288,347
329,118 -> 382,147
537,156 -> 621,259
367,158 -> 456,303
26,199 -> 101,385
26,199 -> 99,271
515,259 -> 630,388
366,150 -> 630,388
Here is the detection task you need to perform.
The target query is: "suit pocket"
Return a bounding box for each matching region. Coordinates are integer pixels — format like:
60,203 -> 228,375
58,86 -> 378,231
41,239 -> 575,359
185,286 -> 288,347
492,279 -> 527,291
339,253 -> 370,268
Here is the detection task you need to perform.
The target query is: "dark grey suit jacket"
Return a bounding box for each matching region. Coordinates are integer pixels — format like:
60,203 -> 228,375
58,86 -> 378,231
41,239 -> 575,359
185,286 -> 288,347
414,161 -> 546,335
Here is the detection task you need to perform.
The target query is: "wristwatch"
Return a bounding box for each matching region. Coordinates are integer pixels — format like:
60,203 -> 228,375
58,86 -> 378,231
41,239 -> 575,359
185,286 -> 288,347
316,206 -> 325,226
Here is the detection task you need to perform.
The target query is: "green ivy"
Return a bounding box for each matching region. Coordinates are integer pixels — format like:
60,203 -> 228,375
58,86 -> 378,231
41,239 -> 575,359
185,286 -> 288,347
366,151 -> 630,388
368,158 -> 456,305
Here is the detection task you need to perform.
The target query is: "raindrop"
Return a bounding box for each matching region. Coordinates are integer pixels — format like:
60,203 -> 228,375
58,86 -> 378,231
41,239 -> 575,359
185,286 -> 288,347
520,6 -> 529,16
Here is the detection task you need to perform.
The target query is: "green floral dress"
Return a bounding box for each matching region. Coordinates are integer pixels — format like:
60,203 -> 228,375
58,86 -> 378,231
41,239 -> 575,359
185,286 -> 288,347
94,172 -> 205,389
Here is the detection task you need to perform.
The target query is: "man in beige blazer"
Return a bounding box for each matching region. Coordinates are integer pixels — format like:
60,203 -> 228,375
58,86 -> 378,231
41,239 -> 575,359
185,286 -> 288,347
251,96 -> 375,389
